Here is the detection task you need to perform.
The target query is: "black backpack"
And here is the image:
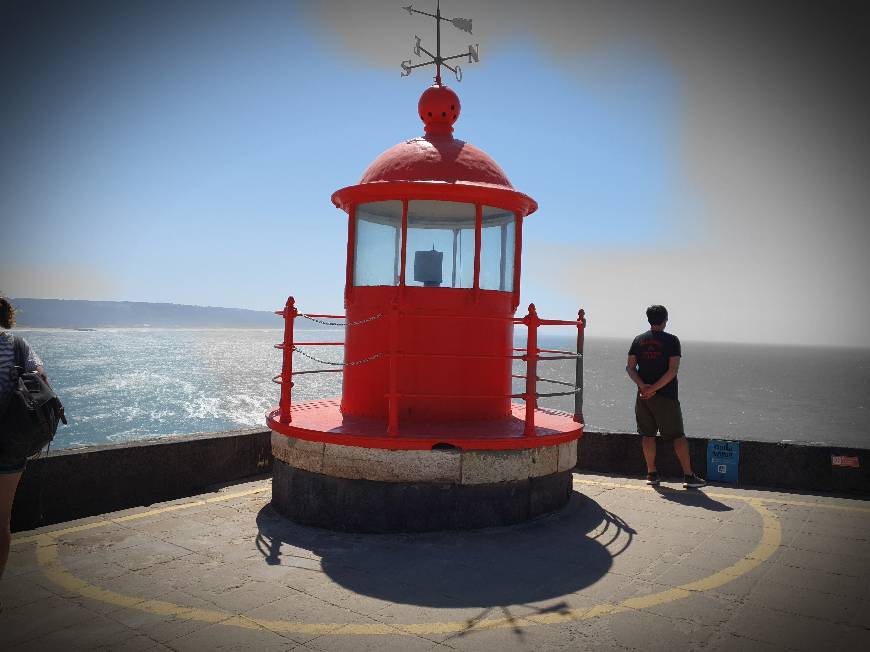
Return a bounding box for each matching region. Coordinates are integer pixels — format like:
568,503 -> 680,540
0,336 -> 67,458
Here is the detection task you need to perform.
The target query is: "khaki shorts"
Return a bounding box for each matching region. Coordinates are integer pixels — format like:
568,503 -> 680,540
635,395 -> 685,441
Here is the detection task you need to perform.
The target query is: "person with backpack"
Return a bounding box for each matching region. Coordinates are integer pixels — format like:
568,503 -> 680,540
0,296 -> 46,585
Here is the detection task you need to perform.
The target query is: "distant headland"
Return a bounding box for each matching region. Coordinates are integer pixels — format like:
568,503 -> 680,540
8,298 -> 316,329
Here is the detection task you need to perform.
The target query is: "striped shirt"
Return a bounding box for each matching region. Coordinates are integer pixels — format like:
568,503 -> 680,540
0,331 -> 43,404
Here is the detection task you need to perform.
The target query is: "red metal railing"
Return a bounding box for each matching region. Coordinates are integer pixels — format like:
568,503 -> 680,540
272,295 -> 586,435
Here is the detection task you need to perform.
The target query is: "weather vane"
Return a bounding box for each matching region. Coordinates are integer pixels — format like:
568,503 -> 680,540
400,1 -> 479,84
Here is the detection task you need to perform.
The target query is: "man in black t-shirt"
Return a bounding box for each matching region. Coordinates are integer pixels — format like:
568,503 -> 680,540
626,305 -> 705,488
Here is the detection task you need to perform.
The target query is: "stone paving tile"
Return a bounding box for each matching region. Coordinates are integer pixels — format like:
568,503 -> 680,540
607,607 -> 714,651
438,616 -> 564,652
126,514 -> 199,539
505,616 -> 638,652
370,600 -> 563,644
625,547 -> 769,603
776,544 -> 869,577
641,590 -> 737,629
571,569 -> 640,604
135,550 -> 227,592
197,539 -> 266,566
605,547 -> 677,578
143,519 -> 228,552
631,551 -> 686,582
61,567 -> 181,617
293,572 -> 404,619
51,521 -> 153,550
720,602 -> 862,652
169,616 -> 299,651
745,580 -> 861,625
246,562 -> 330,592
0,568 -> 58,610
101,588 -> 225,645
241,590 -> 367,645
4,542 -> 43,579
0,594 -> 102,646
61,544 -> 135,578
305,628 -> 441,652
10,611 -> 158,651
97,539 -> 197,573
799,520 -> 870,544
196,578 -> 299,614
763,557 -> 868,599
670,537 -> 759,574
706,631 -> 800,652
715,519 -> 771,545
789,529 -> 870,559
849,598 -> 870,629
834,624 -> 870,651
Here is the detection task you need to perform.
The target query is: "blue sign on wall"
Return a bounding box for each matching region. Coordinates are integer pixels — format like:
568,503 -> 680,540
707,440 -> 740,484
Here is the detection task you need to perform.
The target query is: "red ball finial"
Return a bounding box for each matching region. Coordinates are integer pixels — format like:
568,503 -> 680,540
418,84 -> 460,137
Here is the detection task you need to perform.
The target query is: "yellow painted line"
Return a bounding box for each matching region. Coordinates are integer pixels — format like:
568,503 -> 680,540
24,479 -> 784,637
573,478 -> 870,514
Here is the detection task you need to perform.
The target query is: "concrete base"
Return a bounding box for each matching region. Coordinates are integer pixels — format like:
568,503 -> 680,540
271,433 -> 579,531
271,460 -> 573,532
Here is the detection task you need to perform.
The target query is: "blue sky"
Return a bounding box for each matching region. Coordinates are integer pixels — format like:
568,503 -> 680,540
2,1 -> 868,346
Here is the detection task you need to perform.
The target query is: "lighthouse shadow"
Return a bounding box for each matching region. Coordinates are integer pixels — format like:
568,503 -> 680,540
254,492 -> 632,609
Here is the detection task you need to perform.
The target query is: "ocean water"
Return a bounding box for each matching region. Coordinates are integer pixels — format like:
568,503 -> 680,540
13,329 -> 870,450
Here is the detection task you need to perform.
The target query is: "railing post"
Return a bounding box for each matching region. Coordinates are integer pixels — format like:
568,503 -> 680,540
279,296 -> 297,424
387,298 -> 400,436
574,308 -> 586,423
524,303 -> 539,437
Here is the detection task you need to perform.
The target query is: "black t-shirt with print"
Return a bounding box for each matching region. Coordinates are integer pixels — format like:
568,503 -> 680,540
628,330 -> 681,400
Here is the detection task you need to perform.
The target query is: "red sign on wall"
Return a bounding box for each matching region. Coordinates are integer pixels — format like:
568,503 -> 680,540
831,455 -> 860,468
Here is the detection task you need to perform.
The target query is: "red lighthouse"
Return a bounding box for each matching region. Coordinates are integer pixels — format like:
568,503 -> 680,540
268,4 -> 585,531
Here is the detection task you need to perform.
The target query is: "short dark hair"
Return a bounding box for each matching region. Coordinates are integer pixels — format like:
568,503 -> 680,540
646,304 -> 668,326
0,296 -> 15,329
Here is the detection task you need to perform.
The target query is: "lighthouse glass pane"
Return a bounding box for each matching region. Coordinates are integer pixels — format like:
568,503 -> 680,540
405,200 -> 475,288
480,207 -> 516,292
354,201 -> 403,286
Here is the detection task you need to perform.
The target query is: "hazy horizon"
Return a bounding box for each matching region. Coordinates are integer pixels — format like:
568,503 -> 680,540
8,296 -> 870,351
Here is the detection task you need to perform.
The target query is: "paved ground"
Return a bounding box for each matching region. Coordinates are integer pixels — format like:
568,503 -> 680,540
2,473 -> 869,651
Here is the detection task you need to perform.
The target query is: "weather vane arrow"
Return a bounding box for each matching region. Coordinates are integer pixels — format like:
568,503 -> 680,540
400,1 -> 479,84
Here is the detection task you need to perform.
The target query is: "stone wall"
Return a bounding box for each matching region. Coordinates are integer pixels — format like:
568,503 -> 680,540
577,431 -> 870,495
11,428 -> 272,532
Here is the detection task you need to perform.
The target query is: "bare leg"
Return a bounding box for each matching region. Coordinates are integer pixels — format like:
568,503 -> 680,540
672,437 -> 693,475
0,470 -> 23,581
642,437 -> 657,473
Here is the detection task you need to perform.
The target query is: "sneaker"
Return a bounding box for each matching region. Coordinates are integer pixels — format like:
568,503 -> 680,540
683,474 -> 706,488
646,471 -> 661,486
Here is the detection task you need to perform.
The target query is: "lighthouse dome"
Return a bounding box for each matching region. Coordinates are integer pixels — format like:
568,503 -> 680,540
360,137 -> 514,189
332,83 -> 536,216
359,84 -> 514,190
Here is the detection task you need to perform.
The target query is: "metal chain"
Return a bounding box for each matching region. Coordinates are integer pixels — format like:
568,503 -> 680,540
299,313 -> 383,327
293,346 -> 384,367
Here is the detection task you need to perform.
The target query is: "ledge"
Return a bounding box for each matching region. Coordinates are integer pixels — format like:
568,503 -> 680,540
11,427 -> 868,533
